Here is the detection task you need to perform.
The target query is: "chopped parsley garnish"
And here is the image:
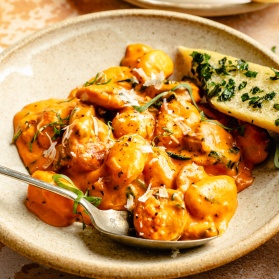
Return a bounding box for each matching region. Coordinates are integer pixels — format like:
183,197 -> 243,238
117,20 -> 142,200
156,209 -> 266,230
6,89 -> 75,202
236,59 -> 249,71
244,70 -> 258,78
191,51 -> 214,82
227,160 -> 235,169
217,78 -> 236,102
207,82 -> 221,99
241,93 -> 250,102
191,51 -> 211,64
215,57 -> 229,75
166,152 -> 191,161
270,68 -> 279,81
208,150 -> 222,160
229,146 -> 240,154
238,81 -> 247,90
250,86 -> 263,94
235,59 -> 258,77
241,91 -> 276,108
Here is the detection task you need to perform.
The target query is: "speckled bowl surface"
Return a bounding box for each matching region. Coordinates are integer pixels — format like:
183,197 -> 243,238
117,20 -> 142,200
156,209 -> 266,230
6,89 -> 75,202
0,9 -> 278,279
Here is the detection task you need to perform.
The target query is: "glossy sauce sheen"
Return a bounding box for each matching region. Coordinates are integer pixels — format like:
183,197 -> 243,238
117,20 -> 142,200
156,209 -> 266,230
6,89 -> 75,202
13,44 -> 270,241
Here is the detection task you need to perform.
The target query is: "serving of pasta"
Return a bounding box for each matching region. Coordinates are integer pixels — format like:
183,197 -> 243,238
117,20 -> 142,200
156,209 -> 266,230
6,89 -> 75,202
12,44 -> 270,242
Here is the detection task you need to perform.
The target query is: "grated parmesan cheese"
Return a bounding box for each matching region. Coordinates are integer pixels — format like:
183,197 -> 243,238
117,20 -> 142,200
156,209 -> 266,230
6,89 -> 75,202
173,117 -> 191,135
133,68 -> 165,89
163,98 -> 168,110
97,72 -> 107,83
157,146 -> 166,151
42,133 -> 57,169
219,220 -> 227,232
70,151 -> 77,158
143,71 -> 165,90
92,116 -> 99,136
158,187 -> 169,198
170,135 -> 180,144
133,68 -> 148,80
140,145 -> 153,153
97,176 -> 103,183
138,183 -> 152,202
173,117 -> 184,122
62,123 -> 74,147
149,157 -> 159,164
163,98 -> 173,114
118,88 -> 140,106
124,194 -> 135,211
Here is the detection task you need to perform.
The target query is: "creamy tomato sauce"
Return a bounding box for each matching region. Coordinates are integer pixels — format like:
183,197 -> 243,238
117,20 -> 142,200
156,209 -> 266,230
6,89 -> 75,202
13,44 -> 270,241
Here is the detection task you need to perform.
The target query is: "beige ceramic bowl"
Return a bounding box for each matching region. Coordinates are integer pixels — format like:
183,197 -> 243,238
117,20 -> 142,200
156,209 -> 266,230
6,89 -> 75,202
0,9 -> 278,279
123,0 -> 271,16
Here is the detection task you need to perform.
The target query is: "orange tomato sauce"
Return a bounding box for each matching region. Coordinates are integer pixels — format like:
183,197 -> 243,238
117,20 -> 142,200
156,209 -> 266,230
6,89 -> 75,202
13,44 -> 270,240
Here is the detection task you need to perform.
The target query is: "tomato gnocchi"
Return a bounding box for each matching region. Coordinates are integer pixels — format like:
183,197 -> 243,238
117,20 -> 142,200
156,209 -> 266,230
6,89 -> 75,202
12,44 -> 270,241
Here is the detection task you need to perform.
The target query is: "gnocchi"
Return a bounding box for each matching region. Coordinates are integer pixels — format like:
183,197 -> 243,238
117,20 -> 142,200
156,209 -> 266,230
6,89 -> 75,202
13,44 -> 270,241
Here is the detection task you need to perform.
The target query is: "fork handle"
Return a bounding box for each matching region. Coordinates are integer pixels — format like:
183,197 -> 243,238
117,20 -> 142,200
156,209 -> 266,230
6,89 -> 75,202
0,165 -> 78,201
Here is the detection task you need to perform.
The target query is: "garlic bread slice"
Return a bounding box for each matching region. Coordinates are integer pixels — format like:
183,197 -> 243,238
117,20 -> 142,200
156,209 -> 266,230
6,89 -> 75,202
178,46 -> 279,132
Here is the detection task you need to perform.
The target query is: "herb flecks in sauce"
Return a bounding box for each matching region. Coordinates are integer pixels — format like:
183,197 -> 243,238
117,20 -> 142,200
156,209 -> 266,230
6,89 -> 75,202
270,68 -> 279,81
